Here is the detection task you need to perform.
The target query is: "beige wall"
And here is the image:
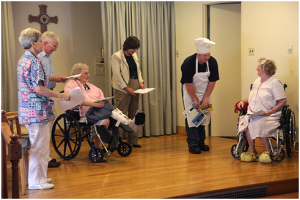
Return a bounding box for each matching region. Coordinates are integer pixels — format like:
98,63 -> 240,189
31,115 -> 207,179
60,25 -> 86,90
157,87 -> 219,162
241,1 -> 299,137
12,1 -> 103,116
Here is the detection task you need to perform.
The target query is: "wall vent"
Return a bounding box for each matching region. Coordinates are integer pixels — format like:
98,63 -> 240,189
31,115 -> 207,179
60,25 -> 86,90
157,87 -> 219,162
185,185 -> 267,199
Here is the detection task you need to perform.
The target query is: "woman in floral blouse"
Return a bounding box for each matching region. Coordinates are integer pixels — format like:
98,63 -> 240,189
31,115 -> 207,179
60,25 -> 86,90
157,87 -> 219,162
17,28 -> 70,190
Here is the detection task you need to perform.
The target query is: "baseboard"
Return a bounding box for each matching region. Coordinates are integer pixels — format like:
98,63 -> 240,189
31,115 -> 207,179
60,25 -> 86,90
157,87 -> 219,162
177,126 -> 186,135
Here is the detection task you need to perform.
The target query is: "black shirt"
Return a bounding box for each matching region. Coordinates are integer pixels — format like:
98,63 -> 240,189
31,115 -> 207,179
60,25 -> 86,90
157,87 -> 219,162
180,53 -> 219,84
125,55 -> 138,77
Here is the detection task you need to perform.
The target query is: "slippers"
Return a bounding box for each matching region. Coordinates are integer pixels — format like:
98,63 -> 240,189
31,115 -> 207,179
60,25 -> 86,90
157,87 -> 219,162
241,152 -> 258,162
259,151 -> 272,163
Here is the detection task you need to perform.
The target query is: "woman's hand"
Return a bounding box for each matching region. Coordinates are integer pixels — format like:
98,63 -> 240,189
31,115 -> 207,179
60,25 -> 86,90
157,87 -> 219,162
124,87 -> 136,96
60,93 -> 71,101
140,82 -> 146,89
237,100 -> 244,109
95,101 -> 105,108
263,110 -> 274,116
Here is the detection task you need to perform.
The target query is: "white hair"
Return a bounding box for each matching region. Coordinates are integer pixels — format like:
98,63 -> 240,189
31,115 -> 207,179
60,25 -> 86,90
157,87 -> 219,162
18,28 -> 41,49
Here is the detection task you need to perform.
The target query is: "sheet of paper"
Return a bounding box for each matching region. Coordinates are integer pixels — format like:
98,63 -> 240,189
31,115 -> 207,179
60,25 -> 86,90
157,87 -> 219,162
94,96 -> 114,103
66,74 -> 81,79
57,87 -> 86,111
134,88 -> 155,94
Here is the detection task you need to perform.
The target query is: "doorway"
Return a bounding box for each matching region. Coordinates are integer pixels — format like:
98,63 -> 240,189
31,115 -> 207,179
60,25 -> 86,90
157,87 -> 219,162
204,2 -> 241,137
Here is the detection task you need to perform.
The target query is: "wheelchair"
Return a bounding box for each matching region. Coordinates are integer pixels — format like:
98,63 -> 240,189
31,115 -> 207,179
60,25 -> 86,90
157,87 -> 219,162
51,108 -> 143,163
231,85 -> 296,163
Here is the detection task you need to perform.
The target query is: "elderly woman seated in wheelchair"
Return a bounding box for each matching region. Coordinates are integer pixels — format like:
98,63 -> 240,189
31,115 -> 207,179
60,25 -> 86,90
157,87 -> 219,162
52,63 -> 144,163
236,58 -> 287,163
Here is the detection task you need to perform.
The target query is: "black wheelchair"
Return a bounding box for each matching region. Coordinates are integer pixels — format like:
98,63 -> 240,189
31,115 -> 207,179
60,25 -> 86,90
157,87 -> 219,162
231,84 -> 296,163
51,108 -> 144,163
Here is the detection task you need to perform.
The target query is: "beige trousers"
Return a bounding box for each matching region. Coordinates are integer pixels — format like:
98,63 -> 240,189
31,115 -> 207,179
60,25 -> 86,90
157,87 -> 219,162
115,79 -> 140,145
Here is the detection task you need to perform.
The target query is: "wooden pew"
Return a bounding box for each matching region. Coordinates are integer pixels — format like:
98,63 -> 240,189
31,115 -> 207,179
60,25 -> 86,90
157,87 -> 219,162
1,110 -> 22,198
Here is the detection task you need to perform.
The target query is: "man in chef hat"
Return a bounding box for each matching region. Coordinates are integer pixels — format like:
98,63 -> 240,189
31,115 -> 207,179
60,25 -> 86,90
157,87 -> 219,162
180,38 -> 219,154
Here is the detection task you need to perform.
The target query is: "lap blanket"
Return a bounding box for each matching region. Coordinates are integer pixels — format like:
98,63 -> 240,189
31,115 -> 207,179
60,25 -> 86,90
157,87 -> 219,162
85,103 -> 115,124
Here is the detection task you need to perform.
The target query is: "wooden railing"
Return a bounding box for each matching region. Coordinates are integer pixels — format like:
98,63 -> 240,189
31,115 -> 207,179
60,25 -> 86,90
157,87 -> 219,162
1,110 -> 21,198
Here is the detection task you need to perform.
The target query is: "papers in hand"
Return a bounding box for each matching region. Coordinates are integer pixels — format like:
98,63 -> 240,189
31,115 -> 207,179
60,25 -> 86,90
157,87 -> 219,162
57,87 -> 85,112
67,74 -> 81,79
134,88 -> 155,94
94,96 -> 114,103
182,103 -> 206,127
250,110 -> 265,116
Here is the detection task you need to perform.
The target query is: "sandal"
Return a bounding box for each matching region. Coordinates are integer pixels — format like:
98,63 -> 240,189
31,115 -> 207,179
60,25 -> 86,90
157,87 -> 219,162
259,151 -> 272,163
241,152 -> 258,162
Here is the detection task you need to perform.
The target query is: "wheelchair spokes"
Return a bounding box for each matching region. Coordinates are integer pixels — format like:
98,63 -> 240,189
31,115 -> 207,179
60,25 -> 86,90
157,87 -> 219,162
52,113 -> 81,160
269,146 -> 286,163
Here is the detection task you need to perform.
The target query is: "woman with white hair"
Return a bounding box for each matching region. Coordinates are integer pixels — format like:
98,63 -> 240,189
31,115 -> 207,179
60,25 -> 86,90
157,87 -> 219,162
64,63 -> 142,159
237,58 -> 287,163
17,28 -> 70,190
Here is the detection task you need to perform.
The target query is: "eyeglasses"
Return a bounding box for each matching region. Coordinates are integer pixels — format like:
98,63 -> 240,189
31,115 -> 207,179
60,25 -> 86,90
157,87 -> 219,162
48,42 -> 58,50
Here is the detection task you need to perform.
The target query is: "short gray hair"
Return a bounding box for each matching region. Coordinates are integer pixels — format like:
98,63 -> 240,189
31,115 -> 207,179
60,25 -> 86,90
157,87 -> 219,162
42,31 -> 60,43
71,63 -> 89,76
19,28 -> 41,49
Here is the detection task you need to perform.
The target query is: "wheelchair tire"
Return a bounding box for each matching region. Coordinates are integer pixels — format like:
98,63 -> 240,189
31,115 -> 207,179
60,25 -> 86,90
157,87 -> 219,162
230,143 -> 248,160
51,113 -> 81,160
89,147 -> 104,163
269,146 -> 285,163
231,144 -> 240,160
117,142 -> 132,157
285,109 -> 296,158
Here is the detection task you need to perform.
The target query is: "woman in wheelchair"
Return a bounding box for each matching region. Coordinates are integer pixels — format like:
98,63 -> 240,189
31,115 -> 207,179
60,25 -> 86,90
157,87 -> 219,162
236,58 -> 287,163
64,63 -> 141,152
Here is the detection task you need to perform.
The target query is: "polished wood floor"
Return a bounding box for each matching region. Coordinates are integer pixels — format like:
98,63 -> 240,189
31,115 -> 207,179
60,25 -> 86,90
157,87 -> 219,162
6,134 -> 299,199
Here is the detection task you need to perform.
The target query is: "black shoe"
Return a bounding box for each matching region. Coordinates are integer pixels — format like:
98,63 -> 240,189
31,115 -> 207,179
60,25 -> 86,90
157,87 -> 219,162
132,144 -> 142,148
100,158 -> 107,162
48,159 -> 61,168
199,143 -> 210,151
189,145 -> 201,154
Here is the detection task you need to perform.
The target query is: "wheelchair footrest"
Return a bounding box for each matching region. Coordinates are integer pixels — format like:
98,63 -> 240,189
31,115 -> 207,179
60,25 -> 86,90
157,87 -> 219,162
96,125 -> 112,143
119,123 -> 133,132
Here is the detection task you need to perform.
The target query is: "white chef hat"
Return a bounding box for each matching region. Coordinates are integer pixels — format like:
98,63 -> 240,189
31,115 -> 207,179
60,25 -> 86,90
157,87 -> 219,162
194,38 -> 215,54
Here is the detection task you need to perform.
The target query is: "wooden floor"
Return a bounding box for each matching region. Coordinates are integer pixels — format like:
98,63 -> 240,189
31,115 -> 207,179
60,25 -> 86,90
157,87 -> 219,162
6,134 -> 299,199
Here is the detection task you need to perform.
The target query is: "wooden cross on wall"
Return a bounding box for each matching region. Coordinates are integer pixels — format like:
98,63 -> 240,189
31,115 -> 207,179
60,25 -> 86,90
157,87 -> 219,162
29,4 -> 58,33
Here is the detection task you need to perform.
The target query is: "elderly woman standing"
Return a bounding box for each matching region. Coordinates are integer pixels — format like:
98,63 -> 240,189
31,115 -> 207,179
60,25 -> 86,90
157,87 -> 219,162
111,36 -> 146,147
237,58 -> 287,163
17,28 -> 70,189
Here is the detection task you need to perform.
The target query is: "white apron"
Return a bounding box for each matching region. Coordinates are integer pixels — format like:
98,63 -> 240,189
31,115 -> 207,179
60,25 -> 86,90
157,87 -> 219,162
183,58 -> 211,127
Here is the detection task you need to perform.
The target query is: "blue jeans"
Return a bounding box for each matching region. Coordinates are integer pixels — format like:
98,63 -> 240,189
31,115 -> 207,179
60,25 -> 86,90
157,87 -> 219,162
185,118 -> 206,148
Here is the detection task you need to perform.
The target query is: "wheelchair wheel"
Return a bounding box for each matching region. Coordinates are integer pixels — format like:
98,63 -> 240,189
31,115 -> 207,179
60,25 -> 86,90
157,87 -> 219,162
89,147 -> 104,163
51,113 -> 81,160
269,146 -> 285,163
117,142 -> 132,157
230,143 -> 248,160
285,109 -> 296,158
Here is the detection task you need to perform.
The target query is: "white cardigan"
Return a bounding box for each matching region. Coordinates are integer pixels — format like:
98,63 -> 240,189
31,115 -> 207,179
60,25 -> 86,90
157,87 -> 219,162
111,49 -> 144,93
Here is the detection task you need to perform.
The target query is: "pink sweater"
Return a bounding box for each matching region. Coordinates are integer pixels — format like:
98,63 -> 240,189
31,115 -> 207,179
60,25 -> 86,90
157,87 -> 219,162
64,80 -> 104,116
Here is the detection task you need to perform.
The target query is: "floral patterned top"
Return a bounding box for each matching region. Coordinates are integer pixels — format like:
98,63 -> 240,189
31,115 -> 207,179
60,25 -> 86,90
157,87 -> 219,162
17,51 -> 54,125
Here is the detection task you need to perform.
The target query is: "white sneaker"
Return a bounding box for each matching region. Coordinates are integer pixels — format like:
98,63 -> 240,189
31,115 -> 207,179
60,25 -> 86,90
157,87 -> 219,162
47,178 -> 52,183
28,183 -> 54,190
